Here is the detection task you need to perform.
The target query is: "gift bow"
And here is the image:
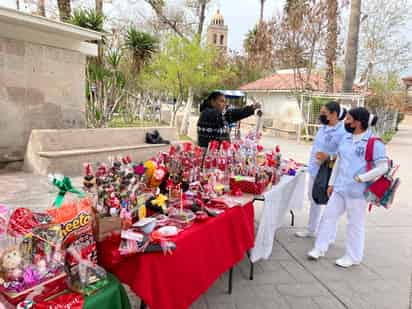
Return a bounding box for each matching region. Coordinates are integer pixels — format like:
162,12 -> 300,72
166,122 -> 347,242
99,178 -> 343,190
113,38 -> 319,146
52,175 -> 84,207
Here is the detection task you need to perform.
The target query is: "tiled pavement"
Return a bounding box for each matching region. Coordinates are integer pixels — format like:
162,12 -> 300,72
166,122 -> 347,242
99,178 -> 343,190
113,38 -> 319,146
1,120 -> 412,308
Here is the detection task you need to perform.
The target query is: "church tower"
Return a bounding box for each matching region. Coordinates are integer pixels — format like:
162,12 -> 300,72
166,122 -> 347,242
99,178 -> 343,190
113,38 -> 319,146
206,10 -> 228,52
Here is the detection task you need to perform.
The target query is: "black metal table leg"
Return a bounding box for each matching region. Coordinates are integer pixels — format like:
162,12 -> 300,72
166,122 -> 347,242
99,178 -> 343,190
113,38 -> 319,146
290,210 -> 295,226
246,251 -> 254,280
228,267 -> 233,294
140,300 -> 146,309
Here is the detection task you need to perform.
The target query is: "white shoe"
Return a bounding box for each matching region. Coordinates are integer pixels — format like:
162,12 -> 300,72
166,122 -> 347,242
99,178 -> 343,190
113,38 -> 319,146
307,248 -> 325,260
335,255 -> 360,268
295,230 -> 316,238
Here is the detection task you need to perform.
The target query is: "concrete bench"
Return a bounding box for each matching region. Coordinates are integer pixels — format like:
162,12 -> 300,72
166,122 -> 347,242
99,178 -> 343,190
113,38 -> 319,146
265,127 -> 297,139
24,127 -> 178,176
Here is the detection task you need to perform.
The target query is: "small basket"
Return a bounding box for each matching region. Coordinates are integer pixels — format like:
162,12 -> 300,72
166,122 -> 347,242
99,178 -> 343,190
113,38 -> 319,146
230,176 -> 269,195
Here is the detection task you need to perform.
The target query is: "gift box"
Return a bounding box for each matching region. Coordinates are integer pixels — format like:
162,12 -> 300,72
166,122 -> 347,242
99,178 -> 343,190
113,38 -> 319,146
230,176 -> 270,195
94,216 -> 122,242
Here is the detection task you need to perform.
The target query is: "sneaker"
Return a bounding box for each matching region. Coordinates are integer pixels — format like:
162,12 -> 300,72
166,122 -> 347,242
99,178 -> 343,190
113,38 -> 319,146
335,255 -> 360,268
295,231 -> 316,238
307,248 -> 325,260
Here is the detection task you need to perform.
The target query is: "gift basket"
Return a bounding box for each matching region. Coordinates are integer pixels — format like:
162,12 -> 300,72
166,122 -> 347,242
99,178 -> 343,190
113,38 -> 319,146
0,205 -> 66,304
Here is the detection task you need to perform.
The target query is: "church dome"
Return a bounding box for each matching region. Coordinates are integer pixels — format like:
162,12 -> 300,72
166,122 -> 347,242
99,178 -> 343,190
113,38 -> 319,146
211,10 -> 224,25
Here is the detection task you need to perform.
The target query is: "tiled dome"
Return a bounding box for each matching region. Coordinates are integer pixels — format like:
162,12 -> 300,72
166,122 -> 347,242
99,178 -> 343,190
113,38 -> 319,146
211,10 -> 224,25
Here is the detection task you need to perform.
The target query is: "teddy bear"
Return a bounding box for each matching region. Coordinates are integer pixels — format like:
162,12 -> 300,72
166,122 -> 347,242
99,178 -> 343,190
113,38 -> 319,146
0,247 -> 23,284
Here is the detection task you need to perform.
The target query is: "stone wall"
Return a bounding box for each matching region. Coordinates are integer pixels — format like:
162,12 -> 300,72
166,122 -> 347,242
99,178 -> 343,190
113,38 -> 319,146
0,37 -> 86,164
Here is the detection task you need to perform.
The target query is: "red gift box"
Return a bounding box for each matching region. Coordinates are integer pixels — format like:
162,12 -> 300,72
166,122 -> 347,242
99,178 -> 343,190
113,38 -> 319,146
230,176 -> 269,195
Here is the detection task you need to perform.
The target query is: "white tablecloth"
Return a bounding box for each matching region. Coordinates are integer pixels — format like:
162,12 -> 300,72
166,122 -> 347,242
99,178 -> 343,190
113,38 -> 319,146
250,171 -> 306,262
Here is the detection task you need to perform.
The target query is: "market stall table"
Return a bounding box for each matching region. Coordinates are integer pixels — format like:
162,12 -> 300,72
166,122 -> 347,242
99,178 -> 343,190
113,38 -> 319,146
98,199 -> 255,309
251,169 -> 306,262
84,273 -> 131,309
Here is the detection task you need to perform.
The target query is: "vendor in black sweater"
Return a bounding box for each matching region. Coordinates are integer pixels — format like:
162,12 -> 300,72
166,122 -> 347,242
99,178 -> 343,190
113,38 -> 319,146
197,91 -> 261,148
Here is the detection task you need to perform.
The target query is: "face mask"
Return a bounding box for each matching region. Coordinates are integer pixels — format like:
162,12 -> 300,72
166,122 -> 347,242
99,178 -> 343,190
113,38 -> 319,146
319,115 -> 329,125
344,123 -> 356,134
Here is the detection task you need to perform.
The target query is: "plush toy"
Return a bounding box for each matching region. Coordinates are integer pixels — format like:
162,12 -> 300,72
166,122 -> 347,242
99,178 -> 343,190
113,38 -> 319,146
83,163 -> 96,190
151,194 -> 168,212
0,247 -> 23,282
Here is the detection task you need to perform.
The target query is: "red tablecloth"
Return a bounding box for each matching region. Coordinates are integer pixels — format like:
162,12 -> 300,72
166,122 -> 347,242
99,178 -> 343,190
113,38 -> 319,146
98,202 -> 255,309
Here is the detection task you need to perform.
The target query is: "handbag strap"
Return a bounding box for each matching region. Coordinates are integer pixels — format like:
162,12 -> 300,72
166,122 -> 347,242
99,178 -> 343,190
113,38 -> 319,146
365,137 -> 382,172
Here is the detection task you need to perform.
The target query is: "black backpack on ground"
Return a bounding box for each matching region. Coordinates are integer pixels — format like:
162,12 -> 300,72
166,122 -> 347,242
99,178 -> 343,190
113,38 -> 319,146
145,130 -> 170,144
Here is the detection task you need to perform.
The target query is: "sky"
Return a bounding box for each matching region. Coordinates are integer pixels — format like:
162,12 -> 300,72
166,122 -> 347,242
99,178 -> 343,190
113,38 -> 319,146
1,0 -> 411,76
1,0 -> 284,51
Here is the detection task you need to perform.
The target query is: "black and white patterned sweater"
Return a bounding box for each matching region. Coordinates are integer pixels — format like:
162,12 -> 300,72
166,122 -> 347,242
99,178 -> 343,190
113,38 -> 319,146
197,105 -> 255,148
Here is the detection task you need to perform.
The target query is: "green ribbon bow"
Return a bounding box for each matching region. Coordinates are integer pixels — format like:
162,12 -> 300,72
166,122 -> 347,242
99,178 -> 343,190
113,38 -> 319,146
52,176 -> 85,207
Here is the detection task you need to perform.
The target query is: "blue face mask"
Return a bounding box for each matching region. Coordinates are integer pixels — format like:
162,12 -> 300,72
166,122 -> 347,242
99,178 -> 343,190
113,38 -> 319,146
344,123 -> 356,134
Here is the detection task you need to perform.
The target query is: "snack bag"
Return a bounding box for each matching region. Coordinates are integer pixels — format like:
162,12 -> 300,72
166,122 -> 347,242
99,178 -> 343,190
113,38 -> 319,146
46,175 -> 97,275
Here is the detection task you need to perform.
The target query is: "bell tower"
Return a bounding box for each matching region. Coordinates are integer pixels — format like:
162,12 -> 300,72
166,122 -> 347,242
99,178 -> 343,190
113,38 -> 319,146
206,10 -> 228,52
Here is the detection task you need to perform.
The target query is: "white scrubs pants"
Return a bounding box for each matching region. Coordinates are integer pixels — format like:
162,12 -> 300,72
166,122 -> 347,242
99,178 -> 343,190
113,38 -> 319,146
314,192 -> 367,262
307,176 -> 337,243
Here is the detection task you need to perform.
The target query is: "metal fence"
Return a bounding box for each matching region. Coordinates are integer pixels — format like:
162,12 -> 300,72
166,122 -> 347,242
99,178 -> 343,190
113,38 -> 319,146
297,92 -> 365,141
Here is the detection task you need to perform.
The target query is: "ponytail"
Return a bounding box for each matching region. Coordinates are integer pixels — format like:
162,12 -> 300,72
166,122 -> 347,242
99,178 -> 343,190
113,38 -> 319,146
348,107 -> 378,130
325,101 -> 346,121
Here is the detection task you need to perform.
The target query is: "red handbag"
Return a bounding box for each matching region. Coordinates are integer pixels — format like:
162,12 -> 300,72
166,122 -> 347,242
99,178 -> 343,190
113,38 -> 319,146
364,137 -> 397,210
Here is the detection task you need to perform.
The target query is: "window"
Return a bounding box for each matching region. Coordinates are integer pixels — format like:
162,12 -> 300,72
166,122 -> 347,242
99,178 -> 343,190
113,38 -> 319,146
213,34 -> 217,44
220,35 -> 224,45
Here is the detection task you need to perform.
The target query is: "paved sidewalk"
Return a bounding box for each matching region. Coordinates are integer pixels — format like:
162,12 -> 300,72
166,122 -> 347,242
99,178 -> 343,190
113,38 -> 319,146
1,120 -> 411,308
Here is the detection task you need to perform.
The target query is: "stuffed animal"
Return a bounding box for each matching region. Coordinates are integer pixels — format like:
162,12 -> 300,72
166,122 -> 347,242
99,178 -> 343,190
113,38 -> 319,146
0,247 -> 23,282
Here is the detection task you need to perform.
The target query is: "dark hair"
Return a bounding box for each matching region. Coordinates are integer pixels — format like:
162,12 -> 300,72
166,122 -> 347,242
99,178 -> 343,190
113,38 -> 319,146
325,101 -> 347,121
348,107 -> 378,130
200,91 -> 225,112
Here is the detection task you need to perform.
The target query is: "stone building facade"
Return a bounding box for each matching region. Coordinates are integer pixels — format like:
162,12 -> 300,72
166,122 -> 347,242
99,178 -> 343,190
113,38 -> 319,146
0,7 -> 101,167
206,10 -> 228,52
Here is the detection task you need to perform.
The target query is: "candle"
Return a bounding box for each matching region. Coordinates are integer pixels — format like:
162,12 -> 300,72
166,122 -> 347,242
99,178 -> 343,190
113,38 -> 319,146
180,184 -> 183,215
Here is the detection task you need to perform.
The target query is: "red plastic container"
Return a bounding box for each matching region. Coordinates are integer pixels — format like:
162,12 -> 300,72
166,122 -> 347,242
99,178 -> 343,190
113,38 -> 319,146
230,177 -> 269,195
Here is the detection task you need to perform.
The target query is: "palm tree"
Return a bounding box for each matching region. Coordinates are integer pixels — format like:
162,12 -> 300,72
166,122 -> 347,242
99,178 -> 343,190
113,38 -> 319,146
96,0 -> 103,15
124,27 -> 159,75
57,0 -> 71,22
70,8 -> 105,64
259,0 -> 266,23
69,8 -> 104,32
325,0 -> 338,92
37,0 -> 46,17
343,0 -> 362,92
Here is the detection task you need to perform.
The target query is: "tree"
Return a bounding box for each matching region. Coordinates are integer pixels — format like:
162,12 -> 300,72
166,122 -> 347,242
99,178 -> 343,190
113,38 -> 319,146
96,0 -> 103,15
143,0 -> 187,39
57,0 -> 72,22
358,0 -> 412,88
244,22 -> 275,73
141,35 -> 231,132
276,0 -> 328,90
70,8 -> 105,64
70,8 -> 105,32
325,0 -> 338,92
86,49 -> 126,127
192,0 -> 210,38
37,0 -> 46,17
124,27 -> 159,75
259,0 -> 266,23
343,0 -> 362,92
367,73 -> 404,135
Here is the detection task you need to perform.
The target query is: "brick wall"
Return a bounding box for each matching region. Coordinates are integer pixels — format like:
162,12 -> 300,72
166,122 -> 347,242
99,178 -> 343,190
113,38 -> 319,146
0,37 -> 86,163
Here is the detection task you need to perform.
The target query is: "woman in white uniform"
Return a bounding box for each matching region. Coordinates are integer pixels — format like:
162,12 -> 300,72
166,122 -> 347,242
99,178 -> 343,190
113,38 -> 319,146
308,107 -> 388,268
295,101 -> 347,239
